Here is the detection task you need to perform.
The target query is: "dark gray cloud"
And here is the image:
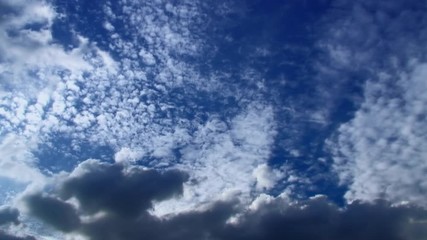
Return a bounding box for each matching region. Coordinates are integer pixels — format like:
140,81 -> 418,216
25,194 -> 80,233
220,197 -> 427,240
23,159 -> 427,240
0,206 -> 36,240
0,207 -> 19,226
79,201 -> 236,240
58,160 -> 189,217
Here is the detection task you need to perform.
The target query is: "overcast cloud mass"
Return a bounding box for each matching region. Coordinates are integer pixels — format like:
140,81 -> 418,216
1,0 -> 427,239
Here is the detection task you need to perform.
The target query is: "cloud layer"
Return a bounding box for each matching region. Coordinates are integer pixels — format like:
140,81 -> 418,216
20,159 -> 427,240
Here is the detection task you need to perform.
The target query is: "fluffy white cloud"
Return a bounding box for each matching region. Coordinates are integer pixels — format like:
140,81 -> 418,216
252,164 -> 283,190
114,147 -> 144,164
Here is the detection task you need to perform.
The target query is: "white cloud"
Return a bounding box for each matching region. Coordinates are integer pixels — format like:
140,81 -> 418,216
0,2 -> 91,99
114,147 -> 144,164
317,0 -> 427,208
103,21 -> 115,32
0,134 -> 45,187
252,164 -> 283,190
0,0 -> 118,196
248,193 -> 275,211
152,102 -> 277,215
330,61 -> 427,206
138,49 -> 156,65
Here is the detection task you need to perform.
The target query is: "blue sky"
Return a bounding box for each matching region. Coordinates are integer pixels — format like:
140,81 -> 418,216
0,0 -> 427,239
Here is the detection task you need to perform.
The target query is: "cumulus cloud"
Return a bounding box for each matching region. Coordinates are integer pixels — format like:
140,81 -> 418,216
26,194 -> 80,233
252,164 -> 283,190
114,147 -> 144,164
22,163 -> 427,240
222,197 -> 427,240
23,159 -> 189,238
58,159 -> 189,217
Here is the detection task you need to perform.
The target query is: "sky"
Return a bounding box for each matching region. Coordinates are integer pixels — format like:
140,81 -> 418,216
0,0 -> 427,239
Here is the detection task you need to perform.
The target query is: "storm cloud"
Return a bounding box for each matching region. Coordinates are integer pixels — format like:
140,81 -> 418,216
24,159 -> 427,240
26,194 -> 80,233
220,197 -> 427,240
58,159 -> 189,217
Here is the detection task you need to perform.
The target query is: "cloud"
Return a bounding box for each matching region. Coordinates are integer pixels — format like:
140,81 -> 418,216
330,61 -> 427,206
252,164 -> 283,190
0,232 -> 36,240
323,0 -> 427,207
114,147 -> 144,164
0,0 -> 91,97
58,159 -> 189,217
7,0 -> 427,238
1,0 -> 270,175
25,194 -> 80,233
319,1 -> 427,72
152,102 -> 278,215
22,163 -> 427,240
0,0 -> 116,193
77,201 -> 235,240
0,6 -> 283,232
23,159 -> 190,238
0,206 -> 37,240
0,134 -> 45,185
0,206 -> 19,226
222,196 -> 427,240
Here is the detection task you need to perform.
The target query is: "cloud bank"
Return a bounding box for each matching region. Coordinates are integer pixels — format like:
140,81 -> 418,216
18,159 -> 427,240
